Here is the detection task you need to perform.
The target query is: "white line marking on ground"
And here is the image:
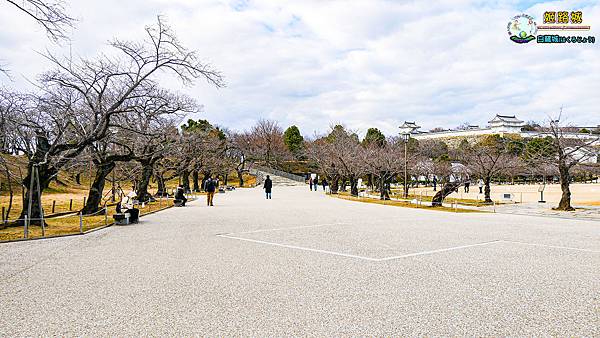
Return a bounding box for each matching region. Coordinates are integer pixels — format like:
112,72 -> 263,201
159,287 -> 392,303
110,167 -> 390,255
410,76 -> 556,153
502,240 -> 600,253
217,234 -> 380,261
378,240 -> 502,261
227,222 -> 347,235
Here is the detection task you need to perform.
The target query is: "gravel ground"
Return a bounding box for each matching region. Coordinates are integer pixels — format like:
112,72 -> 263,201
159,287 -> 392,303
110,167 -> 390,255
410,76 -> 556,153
0,186 -> 598,336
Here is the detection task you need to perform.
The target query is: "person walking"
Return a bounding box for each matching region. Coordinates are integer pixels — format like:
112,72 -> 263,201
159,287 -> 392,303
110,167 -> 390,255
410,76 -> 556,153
313,175 -> 318,191
433,176 -> 437,191
263,175 -> 273,199
309,176 -> 314,191
478,178 -> 484,194
464,178 -> 471,193
204,176 -> 217,206
322,178 -> 328,193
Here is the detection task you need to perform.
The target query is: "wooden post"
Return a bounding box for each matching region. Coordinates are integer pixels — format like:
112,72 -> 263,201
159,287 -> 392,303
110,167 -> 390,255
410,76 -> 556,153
1,206 -> 5,225
69,199 -> 73,211
52,200 -> 56,213
79,212 -> 83,234
83,197 -> 86,208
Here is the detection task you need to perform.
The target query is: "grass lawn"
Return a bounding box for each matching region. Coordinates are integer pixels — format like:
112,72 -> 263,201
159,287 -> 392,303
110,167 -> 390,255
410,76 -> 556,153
0,196 -> 188,242
331,193 -> 481,213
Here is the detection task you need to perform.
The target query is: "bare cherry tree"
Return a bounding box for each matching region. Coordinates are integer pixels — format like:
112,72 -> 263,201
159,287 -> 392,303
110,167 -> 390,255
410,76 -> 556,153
456,135 -> 523,204
246,119 -> 290,168
1,0 -> 75,75
5,17 -> 223,225
362,137 -> 406,200
4,0 -> 75,41
525,116 -> 599,210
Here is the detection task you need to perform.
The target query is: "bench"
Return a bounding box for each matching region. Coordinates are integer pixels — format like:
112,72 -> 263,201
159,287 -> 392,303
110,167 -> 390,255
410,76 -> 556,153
173,199 -> 185,207
113,213 -> 130,225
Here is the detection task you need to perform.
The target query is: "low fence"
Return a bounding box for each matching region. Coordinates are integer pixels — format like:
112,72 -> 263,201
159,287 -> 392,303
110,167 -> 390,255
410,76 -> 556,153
254,166 -> 306,183
0,193 -> 199,243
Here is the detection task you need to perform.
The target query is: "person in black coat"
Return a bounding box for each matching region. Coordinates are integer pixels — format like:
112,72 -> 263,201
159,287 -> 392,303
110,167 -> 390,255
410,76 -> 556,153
175,185 -> 187,206
263,175 -> 273,199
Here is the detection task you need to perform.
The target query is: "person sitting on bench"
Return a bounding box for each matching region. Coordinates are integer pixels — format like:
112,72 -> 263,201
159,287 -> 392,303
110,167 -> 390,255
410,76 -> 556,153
174,185 -> 187,206
121,190 -> 139,223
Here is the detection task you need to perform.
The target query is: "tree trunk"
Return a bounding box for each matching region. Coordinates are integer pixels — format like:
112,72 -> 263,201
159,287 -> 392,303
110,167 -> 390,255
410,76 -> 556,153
181,170 -> 190,192
556,163 -> 574,211
237,169 -> 244,187
18,164 -> 56,226
82,162 -> 115,215
192,171 -> 200,192
330,176 -> 339,194
379,175 -> 389,200
339,178 -> 347,192
350,176 -> 358,197
432,180 -> 462,207
136,162 -> 154,202
155,173 -> 167,197
224,173 -> 228,186
484,176 -> 492,204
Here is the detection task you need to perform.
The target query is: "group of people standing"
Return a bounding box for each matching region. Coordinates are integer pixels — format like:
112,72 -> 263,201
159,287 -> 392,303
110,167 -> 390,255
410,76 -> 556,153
308,173 -> 328,192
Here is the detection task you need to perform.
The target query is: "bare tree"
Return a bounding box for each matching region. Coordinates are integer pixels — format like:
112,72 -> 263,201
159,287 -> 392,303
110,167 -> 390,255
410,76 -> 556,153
362,137 -> 406,200
1,0 -> 75,76
81,89 -> 197,214
5,17 -> 223,225
456,135 -> 523,204
246,119 -> 290,168
525,116 -> 599,210
4,0 -> 75,41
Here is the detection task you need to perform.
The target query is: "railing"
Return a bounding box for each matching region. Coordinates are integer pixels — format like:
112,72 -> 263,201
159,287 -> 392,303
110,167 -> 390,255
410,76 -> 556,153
253,165 -> 306,183
0,193 -> 198,243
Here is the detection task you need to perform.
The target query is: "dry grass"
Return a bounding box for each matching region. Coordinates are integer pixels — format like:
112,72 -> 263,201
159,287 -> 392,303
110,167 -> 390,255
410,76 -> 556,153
331,193 -> 481,213
0,196 -> 187,242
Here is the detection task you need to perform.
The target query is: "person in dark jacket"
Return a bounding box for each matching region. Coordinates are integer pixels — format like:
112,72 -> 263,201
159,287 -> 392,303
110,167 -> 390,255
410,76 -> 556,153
175,185 -> 188,206
204,177 -> 216,206
263,175 -> 273,199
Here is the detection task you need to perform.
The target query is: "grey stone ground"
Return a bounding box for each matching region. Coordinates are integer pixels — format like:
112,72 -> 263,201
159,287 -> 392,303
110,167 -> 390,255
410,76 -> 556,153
0,185 -> 599,336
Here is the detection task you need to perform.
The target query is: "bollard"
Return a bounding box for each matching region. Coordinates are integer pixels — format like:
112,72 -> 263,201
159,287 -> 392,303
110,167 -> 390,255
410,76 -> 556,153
41,213 -> 45,238
79,212 -> 83,234
52,200 -> 56,213
493,201 -> 496,213
24,215 -> 28,239
69,199 -> 73,211
83,197 -> 86,208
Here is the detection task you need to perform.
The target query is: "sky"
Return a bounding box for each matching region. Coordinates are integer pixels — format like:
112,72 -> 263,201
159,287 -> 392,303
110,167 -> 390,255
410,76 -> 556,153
0,0 -> 599,137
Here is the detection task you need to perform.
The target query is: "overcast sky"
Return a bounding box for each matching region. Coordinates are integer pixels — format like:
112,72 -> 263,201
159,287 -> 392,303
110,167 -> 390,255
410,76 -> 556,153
1,0 -> 598,137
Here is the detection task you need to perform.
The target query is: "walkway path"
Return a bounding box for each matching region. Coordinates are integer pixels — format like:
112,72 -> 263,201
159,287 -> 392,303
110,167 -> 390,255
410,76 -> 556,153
0,186 -> 598,336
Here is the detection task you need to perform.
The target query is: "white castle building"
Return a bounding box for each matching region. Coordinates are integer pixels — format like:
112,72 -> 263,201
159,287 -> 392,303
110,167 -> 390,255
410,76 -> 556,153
399,114 -> 599,164
399,114 -> 597,141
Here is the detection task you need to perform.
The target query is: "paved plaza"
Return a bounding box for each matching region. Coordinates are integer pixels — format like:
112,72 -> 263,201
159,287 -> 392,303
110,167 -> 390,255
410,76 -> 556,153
0,186 -> 599,336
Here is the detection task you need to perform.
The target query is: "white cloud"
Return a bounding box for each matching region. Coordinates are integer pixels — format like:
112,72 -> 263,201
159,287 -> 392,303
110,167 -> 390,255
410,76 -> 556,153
1,0 -> 599,137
